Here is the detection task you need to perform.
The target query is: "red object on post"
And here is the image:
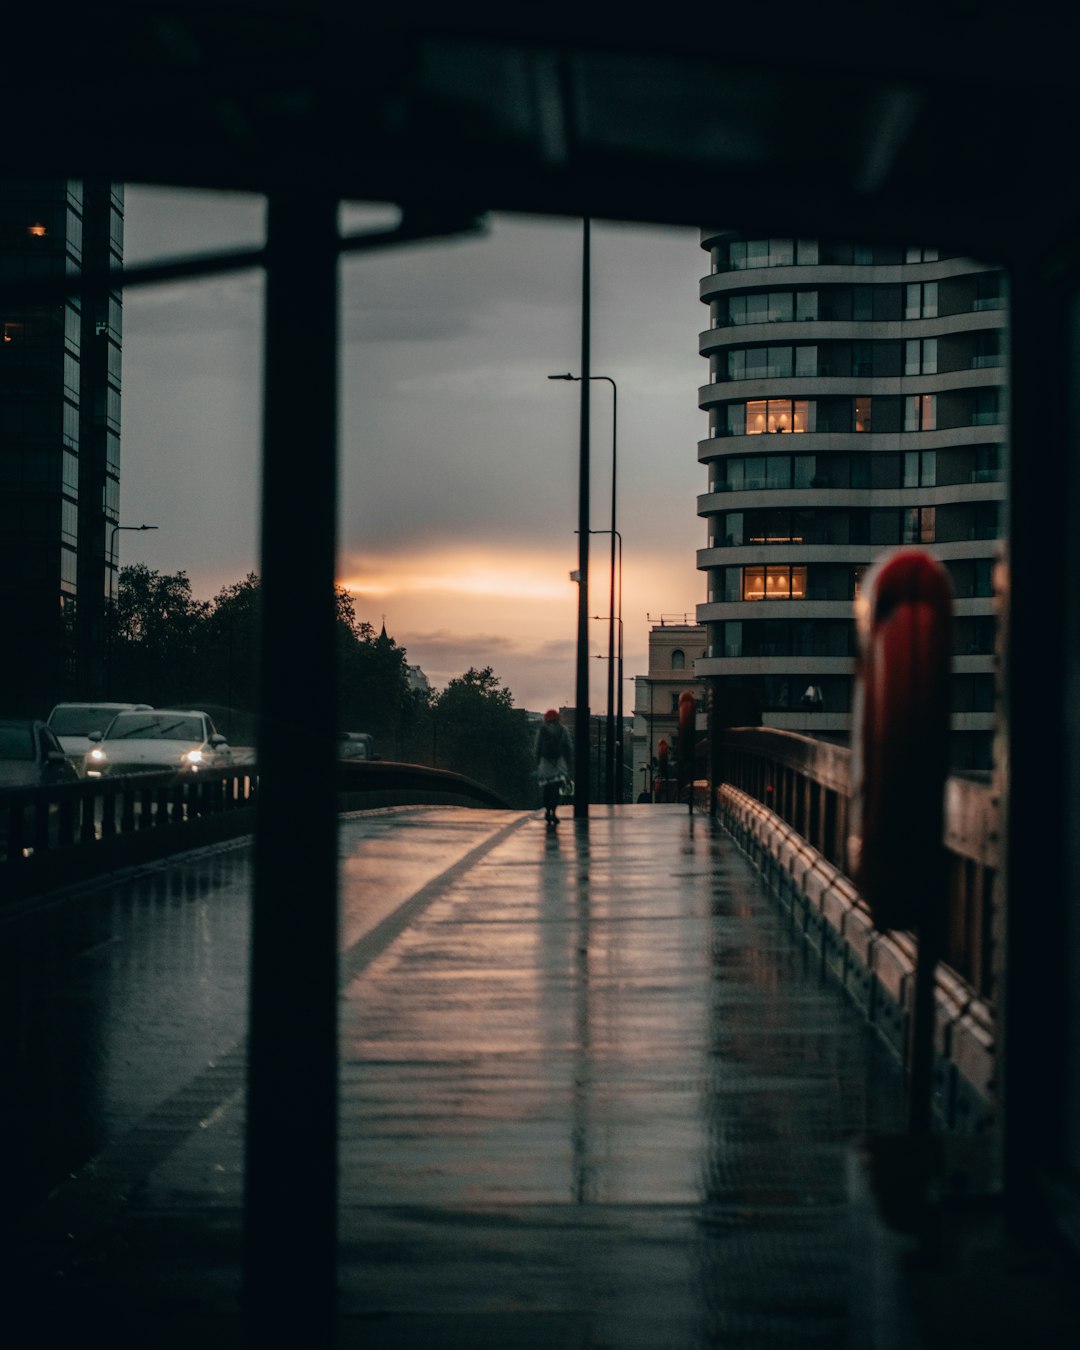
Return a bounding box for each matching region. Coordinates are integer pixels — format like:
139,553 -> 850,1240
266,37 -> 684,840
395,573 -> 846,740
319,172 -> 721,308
847,549 -> 953,931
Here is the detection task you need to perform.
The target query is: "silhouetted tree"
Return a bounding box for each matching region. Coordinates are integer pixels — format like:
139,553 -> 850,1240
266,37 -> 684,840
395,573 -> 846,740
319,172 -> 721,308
107,564 -> 208,705
431,666 -> 533,806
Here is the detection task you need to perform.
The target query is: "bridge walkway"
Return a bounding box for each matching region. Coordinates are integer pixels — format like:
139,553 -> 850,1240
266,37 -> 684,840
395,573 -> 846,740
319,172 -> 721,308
8,803 -> 910,1347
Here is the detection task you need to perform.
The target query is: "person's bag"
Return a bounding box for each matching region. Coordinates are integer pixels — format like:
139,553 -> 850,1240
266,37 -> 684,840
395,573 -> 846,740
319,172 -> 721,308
558,776 -> 574,799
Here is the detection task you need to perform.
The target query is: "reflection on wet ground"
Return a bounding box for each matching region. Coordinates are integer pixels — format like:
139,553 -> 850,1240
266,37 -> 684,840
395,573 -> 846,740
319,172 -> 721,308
7,805 -> 906,1347
1,839 -> 253,1210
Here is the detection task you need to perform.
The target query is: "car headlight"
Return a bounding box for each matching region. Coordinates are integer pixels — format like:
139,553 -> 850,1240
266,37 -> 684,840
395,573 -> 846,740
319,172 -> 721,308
89,748 -> 107,762
184,749 -> 204,766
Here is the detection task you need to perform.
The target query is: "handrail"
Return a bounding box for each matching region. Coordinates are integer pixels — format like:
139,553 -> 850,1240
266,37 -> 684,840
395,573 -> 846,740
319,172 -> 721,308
0,760 -> 508,902
716,725 -> 1000,998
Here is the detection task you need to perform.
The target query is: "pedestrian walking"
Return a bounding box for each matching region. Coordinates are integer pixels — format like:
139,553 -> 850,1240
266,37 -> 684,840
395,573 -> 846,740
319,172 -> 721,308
535,708 -> 573,827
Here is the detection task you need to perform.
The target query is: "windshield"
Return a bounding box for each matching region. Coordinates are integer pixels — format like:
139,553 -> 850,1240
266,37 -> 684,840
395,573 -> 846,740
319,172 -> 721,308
49,705 -> 125,736
0,722 -> 34,761
105,714 -> 205,742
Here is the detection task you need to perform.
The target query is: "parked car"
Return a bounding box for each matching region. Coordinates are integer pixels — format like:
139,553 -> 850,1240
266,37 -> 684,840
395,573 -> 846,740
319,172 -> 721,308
47,701 -> 153,773
84,709 -> 232,778
0,718 -> 80,788
339,732 -> 378,761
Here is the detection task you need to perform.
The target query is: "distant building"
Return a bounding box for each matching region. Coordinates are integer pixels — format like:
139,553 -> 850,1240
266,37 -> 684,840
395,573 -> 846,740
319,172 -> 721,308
406,664 -> 431,696
629,620 -> 707,801
1,179 -> 124,712
694,232 -> 1005,770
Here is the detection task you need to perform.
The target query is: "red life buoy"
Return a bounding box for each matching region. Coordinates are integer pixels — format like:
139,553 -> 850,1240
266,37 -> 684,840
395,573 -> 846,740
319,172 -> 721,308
847,549 -> 953,931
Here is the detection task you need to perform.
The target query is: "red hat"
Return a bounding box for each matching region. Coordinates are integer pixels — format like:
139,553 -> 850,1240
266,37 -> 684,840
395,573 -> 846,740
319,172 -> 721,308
543,709 -> 559,722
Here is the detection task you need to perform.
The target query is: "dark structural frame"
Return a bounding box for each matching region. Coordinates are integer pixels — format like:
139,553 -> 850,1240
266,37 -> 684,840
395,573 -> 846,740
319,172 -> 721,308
6,5 -> 1080,1339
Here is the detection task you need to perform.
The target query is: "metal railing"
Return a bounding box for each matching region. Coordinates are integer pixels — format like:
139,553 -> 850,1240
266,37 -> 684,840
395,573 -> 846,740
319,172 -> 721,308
1,760 -> 508,902
716,727 -> 999,1126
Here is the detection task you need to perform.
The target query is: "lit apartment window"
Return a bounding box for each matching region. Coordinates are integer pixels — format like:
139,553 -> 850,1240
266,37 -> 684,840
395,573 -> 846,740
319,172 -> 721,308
903,506 -> 936,544
745,398 -> 811,434
854,397 -> 873,432
904,393 -> 937,431
742,565 -> 808,600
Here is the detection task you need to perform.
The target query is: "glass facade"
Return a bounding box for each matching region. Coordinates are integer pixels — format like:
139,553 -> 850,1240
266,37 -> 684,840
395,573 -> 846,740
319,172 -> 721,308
0,178 -> 122,708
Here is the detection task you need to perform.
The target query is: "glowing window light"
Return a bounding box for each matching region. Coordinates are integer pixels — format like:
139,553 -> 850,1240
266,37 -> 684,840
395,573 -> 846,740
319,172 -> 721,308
27,223 -> 47,237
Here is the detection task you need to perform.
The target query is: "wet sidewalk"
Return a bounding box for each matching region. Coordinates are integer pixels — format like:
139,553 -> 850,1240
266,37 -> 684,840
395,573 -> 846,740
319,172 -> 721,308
8,804 -> 906,1347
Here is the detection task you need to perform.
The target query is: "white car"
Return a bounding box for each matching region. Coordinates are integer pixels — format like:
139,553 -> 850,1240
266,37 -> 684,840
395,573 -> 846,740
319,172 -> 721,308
46,701 -> 153,773
84,709 -> 233,778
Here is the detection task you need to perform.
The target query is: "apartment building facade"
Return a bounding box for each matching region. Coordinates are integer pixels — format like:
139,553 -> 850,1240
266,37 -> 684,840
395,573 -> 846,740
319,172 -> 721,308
694,232 -> 1005,770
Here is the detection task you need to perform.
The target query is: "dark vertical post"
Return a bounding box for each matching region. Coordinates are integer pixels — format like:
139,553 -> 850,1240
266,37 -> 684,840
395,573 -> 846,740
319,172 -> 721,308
606,384 -> 617,804
574,218 -> 591,819
708,679 -> 721,818
245,195 -> 340,1344
1002,264 -> 1072,1224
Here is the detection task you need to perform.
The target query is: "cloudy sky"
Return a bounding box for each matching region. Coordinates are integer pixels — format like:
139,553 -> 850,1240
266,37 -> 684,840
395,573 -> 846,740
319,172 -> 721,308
120,189 -> 707,712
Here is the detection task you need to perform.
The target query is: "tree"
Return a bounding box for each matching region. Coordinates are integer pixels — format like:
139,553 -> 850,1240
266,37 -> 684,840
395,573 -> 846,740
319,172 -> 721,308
108,564 -> 209,705
431,666 -> 534,806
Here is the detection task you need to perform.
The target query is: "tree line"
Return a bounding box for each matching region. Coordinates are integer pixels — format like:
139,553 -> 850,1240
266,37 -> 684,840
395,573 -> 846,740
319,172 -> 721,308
106,565 -> 537,806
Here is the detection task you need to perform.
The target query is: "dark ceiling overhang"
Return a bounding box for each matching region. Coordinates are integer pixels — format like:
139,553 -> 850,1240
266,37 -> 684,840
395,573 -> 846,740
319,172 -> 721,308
5,4 -> 1079,271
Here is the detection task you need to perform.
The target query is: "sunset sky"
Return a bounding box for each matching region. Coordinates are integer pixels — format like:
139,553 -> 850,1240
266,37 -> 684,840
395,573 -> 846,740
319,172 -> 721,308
120,190 -> 706,713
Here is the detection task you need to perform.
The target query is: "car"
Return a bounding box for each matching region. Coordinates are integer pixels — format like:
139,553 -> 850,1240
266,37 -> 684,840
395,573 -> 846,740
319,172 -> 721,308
84,709 -> 233,778
339,732 -> 378,762
0,718 -> 81,788
46,701 -> 153,773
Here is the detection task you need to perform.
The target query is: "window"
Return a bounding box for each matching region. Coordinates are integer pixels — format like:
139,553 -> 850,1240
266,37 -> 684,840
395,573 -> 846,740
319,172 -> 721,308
741,565 -> 808,600
905,281 -> 939,318
796,290 -> 818,321
851,342 -> 873,378
972,389 -> 1001,426
854,397 -> 873,432
973,331 -> 1003,369
726,238 -> 797,270
904,393 -> 937,431
903,450 -> 937,486
795,346 -> 817,377
671,650 -> 686,670
904,337 -> 938,374
905,245 -> 940,263
903,506 -> 936,544
973,444 -> 1001,482
974,273 -> 1004,311
728,345 -> 795,380
61,497 -> 78,545
723,621 -> 742,657
744,398 -> 811,434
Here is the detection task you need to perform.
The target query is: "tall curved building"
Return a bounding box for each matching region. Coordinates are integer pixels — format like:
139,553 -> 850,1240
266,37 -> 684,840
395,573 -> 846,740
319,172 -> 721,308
695,233 -> 1005,771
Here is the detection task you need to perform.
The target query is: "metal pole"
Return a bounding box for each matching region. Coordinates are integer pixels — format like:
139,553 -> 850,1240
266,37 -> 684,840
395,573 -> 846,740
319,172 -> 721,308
574,218 -> 591,820
615,532 -> 623,803
245,194 -> 340,1345
604,381 -> 617,804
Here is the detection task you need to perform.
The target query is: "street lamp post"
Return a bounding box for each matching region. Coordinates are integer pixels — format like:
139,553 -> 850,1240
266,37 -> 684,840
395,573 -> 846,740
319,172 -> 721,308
106,522 -> 158,696
549,371 -> 618,802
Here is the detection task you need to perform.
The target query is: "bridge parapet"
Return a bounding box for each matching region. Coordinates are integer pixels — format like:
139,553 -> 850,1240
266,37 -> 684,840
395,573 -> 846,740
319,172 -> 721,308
0,761 -> 507,902
718,727 -> 998,1129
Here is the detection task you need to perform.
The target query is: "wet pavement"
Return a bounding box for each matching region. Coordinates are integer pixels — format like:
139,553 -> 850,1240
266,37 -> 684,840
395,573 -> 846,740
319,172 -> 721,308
5,804 -> 907,1347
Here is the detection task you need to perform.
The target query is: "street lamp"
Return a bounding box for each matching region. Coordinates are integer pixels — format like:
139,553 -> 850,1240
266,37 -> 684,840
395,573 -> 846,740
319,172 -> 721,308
106,522 -> 158,695
549,371 -> 618,803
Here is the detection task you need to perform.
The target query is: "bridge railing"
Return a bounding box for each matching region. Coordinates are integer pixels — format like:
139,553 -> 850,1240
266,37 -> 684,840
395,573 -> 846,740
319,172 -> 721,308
717,727 -> 1000,1126
0,760 -> 507,901
719,727 -> 999,996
